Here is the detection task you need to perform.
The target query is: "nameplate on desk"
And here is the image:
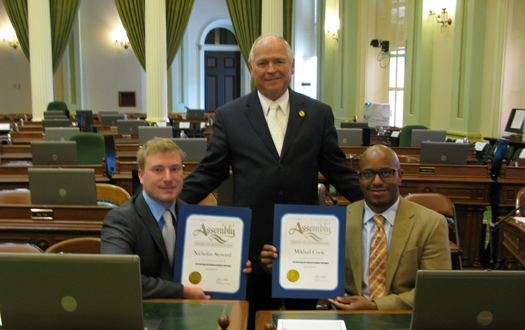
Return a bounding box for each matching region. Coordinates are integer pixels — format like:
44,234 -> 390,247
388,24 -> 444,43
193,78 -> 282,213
179,122 -> 191,129
419,167 -> 435,174
31,208 -> 54,220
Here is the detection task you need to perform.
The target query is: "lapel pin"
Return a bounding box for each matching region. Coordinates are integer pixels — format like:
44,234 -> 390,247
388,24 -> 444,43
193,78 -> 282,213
299,110 -> 305,117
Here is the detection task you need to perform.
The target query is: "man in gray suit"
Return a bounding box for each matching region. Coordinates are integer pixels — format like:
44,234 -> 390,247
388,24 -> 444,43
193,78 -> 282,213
101,138 -> 210,299
180,35 -> 363,321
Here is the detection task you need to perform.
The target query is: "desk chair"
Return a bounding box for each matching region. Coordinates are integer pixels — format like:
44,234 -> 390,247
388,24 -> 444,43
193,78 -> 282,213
68,132 -> 106,165
516,186 -> 525,216
398,125 -> 428,147
96,183 -> 131,206
46,101 -> 69,118
0,243 -> 43,253
0,189 -> 31,204
45,237 -> 101,254
404,192 -> 462,270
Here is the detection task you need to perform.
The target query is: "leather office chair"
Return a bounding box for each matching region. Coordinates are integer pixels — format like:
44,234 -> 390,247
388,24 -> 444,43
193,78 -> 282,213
45,237 -> 101,254
516,186 -> 525,216
404,192 -> 463,270
96,183 -> 131,206
0,243 -> 43,253
68,132 -> 106,165
0,189 -> 32,204
398,125 -> 428,147
197,193 -> 218,206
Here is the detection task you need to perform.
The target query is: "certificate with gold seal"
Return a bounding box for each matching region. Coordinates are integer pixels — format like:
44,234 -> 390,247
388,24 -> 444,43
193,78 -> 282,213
174,204 -> 251,300
272,204 -> 346,299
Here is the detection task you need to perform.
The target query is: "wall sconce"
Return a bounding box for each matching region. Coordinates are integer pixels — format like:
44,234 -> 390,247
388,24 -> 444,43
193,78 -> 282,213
325,17 -> 340,42
112,26 -> 131,50
1,26 -> 19,49
428,8 -> 453,26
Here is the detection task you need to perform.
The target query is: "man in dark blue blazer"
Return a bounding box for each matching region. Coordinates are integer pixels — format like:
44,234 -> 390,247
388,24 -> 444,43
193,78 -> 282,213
180,35 -> 363,322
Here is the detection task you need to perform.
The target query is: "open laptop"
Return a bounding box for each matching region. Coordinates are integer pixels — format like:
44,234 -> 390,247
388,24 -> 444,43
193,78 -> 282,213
42,118 -> 71,131
171,138 -> 207,162
100,114 -> 125,126
420,141 -> 470,165
139,126 -> 174,144
31,141 -> 78,165
28,168 -> 97,205
186,109 -> 205,120
44,110 -> 67,119
117,119 -> 148,134
410,270 -> 525,330
0,253 -> 160,330
45,127 -> 80,141
411,129 -> 447,147
336,128 -> 363,146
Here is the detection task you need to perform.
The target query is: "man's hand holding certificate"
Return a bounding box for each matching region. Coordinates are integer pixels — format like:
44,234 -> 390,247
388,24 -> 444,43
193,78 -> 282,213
272,204 -> 346,299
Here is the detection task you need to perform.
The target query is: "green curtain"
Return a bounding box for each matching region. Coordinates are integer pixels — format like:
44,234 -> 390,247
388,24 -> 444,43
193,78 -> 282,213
115,0 -> 146,69
283,0 -> 293,46
2,0 -> 30,60
50,0 -> 80,73
225,0 -> 261,69
166,0 -> 194,69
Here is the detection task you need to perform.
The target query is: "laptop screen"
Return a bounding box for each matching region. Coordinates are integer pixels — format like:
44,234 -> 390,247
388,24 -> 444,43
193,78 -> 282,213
0,253 -> 145,330
117,119 -> 148,134
336,128 -> 362,146
138,126 -> 174,144
171,138 -> 207,162
31,141 -> 78,165
410,129 -> 447,147
45,127 -> 80,141
420,141 -> 469,165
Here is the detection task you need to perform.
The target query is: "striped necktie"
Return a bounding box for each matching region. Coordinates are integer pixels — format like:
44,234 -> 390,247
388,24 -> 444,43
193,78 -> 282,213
369,215 -> 387,300
267,101 -> 285,156
162,209 -> 176,266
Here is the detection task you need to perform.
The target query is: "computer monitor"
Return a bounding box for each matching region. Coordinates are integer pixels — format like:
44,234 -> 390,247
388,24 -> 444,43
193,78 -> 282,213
504,108 -> 525,134
171,138 -> 207,162
139,126 -> 174,144
117,119 -> 148,134
100,114 -> 125,126
336,128 -> 362,146
42,118 -> 71,131
31,141 -> 78,165
28,168 -> 97,205
45,127 -> 80,141
420,141 -> 469,165
411,129 -> 447,147
186,109 -> 206,120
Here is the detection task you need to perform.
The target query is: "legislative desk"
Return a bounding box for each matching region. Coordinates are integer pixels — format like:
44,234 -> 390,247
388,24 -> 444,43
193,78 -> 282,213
0,203 -> 112,250
255,310 -> 412,330
500,219 -> 525,269
143,299 -> 248,330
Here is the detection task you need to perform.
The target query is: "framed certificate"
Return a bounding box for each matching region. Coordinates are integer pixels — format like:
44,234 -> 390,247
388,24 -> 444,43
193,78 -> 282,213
174,204 -> 251,300
272,204 -> 346,299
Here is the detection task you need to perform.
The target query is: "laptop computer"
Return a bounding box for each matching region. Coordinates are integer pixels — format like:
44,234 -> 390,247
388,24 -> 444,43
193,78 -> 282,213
341,122 -> 369,129
44,110 -> 67,119
28,167 -> 97,205
117,119 -> 148,134
171,138 -> 207,162
410,270 -> 525,330
31,141 -> 78,165
100,114 -> 125,126
411,129 -> 447,147
420,141 -> 470,165
45,127 -> 80,141
0,253 -> 158,330
336,128 -> 363,146
42,118 -> 71,131
186,109 -> 206,120
139,126 -> 174,144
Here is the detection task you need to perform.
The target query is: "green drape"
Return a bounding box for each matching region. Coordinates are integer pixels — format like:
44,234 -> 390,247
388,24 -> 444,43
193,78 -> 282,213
283,0 -> 293,46
114,0 -> 194,71
115,0 -> 146,69
166,0 -> 194,69
225,0 -> 261,69
2,0 -> 30,60
50,0 -> 80,73
3,0 -> 80,73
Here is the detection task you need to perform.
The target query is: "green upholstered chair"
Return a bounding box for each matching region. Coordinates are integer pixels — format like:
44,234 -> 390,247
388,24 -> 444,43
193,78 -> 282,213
68,133 -> 106,165
46,101 -> 69,118
398,125 -> 428,147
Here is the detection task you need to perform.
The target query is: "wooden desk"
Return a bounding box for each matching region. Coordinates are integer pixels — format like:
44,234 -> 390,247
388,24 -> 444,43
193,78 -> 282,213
500,219 -> 525,269
255,310 -> 411,330
143,299 -> 248,330
0,204 -> 113,250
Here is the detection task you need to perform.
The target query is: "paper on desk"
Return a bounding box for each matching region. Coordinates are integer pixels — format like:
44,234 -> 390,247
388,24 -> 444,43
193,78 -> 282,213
277,319 -> 347,330
514,217 -> 525,224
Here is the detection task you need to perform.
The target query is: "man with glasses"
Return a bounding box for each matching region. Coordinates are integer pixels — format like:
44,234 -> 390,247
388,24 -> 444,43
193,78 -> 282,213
327,145 -> 451,310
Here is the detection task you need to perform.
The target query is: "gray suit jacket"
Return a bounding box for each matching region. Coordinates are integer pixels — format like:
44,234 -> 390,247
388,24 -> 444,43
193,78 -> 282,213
100,193 -> 186,299
180,89 -> 362,273
345,198 -> 451,310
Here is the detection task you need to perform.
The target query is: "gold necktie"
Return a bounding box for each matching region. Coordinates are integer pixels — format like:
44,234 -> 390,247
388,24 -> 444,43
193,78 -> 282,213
369,215 -> 387,300
267,101 -> 285,156
162,210 -> 176,266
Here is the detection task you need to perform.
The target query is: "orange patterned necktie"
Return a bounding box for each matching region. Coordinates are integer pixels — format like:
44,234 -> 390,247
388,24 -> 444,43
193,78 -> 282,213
369,215 -> 387,300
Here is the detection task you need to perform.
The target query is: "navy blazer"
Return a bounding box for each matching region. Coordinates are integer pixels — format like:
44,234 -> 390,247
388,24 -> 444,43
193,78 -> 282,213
180,89 -> 362,273
101,193 -> 186,299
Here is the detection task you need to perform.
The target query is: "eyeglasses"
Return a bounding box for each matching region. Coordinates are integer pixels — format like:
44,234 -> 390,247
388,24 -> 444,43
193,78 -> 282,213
358,168 -> 399,181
